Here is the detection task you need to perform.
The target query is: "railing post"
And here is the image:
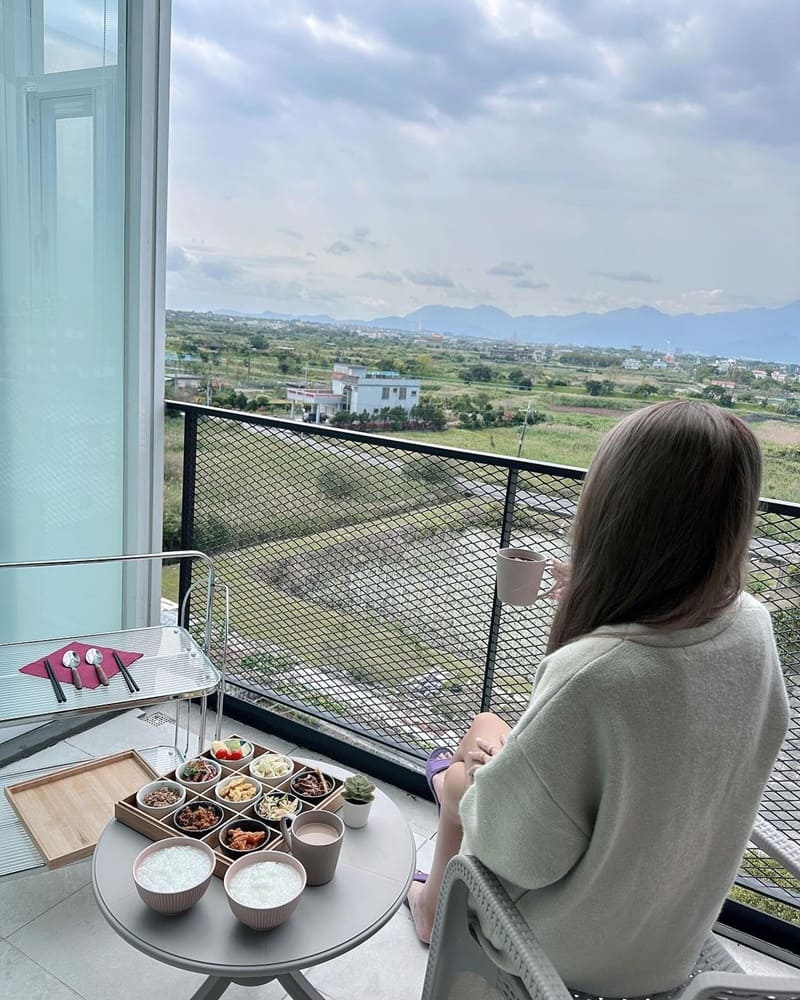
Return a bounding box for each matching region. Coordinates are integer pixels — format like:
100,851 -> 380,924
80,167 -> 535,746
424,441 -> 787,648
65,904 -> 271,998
481,467 -> 519,712
178,409 -> 198,621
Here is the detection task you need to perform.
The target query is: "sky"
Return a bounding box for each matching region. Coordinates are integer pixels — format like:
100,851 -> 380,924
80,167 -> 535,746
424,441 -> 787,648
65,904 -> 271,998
162,2 -> 800,319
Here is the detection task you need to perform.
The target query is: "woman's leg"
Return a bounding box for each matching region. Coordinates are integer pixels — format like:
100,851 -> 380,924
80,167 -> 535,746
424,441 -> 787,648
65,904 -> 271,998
406,712 -> 511,944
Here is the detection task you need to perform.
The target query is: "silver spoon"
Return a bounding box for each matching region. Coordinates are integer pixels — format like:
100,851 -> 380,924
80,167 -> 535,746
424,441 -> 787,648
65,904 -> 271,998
61,650 -> 83,690
85,648 -> 109,686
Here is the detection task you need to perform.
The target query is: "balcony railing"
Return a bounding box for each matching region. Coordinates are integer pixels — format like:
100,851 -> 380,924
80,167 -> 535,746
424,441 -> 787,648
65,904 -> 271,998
166,400 -> 800,923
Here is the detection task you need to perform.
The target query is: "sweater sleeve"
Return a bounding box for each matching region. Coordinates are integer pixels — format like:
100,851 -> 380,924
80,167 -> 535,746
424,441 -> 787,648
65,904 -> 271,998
459,639 -> 623,891
459,729 -> 590,890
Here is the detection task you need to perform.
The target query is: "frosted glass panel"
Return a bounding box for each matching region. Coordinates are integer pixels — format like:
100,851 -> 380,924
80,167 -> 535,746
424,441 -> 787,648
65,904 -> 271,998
44,0 -> 119,73
0,2 -> 126,642
56,116 -> 94,313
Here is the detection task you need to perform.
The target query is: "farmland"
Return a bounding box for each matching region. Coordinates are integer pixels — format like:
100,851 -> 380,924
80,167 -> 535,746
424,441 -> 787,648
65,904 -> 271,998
165,310 -> 800,503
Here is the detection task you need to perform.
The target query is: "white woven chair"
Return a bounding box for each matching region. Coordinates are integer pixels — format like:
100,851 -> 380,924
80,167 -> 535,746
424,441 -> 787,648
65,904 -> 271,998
420,855 -> 800,1000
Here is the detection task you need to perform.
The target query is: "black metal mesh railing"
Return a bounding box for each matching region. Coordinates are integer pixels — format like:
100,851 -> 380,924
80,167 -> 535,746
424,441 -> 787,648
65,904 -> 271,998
171,403 -> 583,755
166,401 -> 800,910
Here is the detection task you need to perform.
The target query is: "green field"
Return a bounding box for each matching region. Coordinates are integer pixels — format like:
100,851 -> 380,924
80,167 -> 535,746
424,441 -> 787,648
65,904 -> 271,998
164,310 -> 800,503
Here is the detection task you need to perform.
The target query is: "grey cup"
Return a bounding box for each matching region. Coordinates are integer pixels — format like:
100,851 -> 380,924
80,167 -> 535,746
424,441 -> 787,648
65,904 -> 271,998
280,810 -> 345,886
496,547 -> 547,606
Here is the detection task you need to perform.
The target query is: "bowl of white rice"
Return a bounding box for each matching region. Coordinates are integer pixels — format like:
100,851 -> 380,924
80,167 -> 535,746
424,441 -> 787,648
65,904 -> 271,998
223,851 -> 306,930
132,837 -> 215,914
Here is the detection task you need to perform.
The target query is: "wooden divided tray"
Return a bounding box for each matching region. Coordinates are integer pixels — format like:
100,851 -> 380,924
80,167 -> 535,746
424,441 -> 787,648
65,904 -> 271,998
114,736 -> 344,879
5,750 -> 159,869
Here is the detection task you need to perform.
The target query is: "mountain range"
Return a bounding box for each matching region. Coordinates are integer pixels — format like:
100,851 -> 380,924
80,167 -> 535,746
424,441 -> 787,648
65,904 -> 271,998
216,300 -> 800,364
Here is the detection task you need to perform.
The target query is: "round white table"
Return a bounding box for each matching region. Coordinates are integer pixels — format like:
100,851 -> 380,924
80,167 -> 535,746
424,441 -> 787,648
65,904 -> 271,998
92,762 -> 417,1000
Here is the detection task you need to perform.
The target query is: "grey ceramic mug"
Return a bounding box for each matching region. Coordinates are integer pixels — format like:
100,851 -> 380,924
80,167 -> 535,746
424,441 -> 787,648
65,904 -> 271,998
280,810 -> 345,885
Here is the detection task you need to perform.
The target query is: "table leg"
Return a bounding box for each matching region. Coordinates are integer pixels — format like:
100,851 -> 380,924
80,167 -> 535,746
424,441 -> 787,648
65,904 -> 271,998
279,971 -> 328,1000
189,975 -> 231,1000
198,693 -> 208,752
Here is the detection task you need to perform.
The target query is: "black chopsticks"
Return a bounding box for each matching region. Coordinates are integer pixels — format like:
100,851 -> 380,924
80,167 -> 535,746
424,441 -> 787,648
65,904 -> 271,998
43,657 -> 67,704
112,650 -> 140,693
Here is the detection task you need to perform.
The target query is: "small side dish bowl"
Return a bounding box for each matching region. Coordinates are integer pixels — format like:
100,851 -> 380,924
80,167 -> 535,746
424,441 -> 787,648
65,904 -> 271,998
290,769 -> 335,802
175,757 -> 222,793
224,850 -> 306,930
214,773 -> 262,808
218,817 -> 272,857
249,752 -> 294,787
210,737 -> 254,767
135,779 -> 187,819
132,837 -> 215,914
173,800 -> 225,836
255,790 -> 302,825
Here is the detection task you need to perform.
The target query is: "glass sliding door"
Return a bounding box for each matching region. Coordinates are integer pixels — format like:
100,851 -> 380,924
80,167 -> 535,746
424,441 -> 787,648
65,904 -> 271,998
0,0 -> 167,642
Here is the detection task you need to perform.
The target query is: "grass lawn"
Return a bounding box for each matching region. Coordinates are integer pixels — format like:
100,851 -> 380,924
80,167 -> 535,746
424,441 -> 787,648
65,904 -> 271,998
208,495 -> 505,687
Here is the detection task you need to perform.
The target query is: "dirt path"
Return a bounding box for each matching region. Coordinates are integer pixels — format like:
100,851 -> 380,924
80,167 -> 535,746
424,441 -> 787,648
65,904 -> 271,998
549,405 -> 629,418
751,420 -> 800,446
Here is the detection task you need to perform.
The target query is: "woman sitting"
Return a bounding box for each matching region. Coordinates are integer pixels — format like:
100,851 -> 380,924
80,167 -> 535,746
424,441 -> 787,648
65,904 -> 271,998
406,399 -> 789,998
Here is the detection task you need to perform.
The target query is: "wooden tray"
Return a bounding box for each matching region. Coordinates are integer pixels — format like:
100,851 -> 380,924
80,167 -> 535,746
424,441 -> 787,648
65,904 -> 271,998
114,736 -> 344,879
5,750 -> 159,869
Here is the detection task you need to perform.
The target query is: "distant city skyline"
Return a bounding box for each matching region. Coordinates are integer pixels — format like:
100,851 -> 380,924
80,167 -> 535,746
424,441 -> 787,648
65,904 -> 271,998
165,1 -> 800,320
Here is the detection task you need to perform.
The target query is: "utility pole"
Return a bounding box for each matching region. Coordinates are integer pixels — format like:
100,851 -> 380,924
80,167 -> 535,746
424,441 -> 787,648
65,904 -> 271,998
517,401 -> 532,458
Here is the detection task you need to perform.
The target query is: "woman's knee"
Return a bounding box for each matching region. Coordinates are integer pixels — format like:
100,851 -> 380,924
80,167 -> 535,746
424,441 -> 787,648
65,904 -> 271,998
471,711 -> 503,729
467,712 -> 507,740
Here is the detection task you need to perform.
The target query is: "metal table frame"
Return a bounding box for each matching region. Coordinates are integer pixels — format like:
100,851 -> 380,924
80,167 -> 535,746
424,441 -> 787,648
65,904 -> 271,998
0,551 -> 234,878
0,550 -> 229,754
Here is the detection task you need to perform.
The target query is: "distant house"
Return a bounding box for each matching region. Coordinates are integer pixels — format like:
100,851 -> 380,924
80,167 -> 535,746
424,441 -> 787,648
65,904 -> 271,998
651,360 -> 668,369
753,370 -> 768,380
710,380 -> 736,391
286,364 -> 422,423
165,373 -> 203,391
623,358 -> 642,370
771,371 -> 788,382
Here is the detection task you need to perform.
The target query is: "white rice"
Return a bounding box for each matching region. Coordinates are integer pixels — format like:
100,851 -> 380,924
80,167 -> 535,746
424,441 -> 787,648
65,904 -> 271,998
136,846 -> 212,892
229,862 -> 303,907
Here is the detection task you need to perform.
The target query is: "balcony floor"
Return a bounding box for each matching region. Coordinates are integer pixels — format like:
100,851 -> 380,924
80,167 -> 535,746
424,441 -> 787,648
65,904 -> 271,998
1,706 -> 797,1000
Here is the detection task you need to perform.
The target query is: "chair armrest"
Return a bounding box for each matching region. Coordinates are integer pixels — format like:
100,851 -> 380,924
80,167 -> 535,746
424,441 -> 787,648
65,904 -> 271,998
434,854 -> 573,1000
680,970 -> 800,1000
750,814 -> 800,881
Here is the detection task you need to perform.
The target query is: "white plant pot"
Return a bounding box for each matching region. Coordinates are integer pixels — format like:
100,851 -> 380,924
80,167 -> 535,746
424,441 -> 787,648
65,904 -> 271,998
342,799 -> 373,828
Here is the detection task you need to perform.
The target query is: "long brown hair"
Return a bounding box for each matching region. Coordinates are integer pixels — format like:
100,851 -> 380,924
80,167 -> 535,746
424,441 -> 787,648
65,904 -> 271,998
547,400 -> 762,653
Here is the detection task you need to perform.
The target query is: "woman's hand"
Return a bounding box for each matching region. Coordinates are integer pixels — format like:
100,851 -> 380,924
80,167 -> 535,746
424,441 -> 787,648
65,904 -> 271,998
467,734 -> 506,783
544,559 -> 570,602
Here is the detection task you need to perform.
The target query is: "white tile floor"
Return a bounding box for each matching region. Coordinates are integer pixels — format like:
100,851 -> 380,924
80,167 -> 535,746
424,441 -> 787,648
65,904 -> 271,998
0,707 -> 797,1000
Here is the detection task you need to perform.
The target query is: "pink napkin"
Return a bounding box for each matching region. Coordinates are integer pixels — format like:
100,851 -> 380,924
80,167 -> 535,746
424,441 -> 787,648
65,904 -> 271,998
19,642 -> 143,690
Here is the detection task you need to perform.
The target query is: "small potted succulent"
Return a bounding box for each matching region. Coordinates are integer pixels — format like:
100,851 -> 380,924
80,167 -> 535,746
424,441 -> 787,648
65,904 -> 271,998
341,774 -> 376,828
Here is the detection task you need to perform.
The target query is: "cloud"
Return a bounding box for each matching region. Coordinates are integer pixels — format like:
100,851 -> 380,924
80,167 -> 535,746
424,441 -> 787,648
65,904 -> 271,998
166,244 -> 192,271
403,270 -> 456,288
513,278 -> 550,289
170,1 -> 799,143
487,261 -> 532,277
197,258 -> 245,281
593,270 -> 661,283
326,241 -> 353,255
165,1 -> 800,320
351,226 -> 381,247
359,270 -> 404,284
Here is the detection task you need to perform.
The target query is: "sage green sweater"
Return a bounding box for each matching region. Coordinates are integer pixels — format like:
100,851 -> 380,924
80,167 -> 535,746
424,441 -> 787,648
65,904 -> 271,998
460,593 -> 789,996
